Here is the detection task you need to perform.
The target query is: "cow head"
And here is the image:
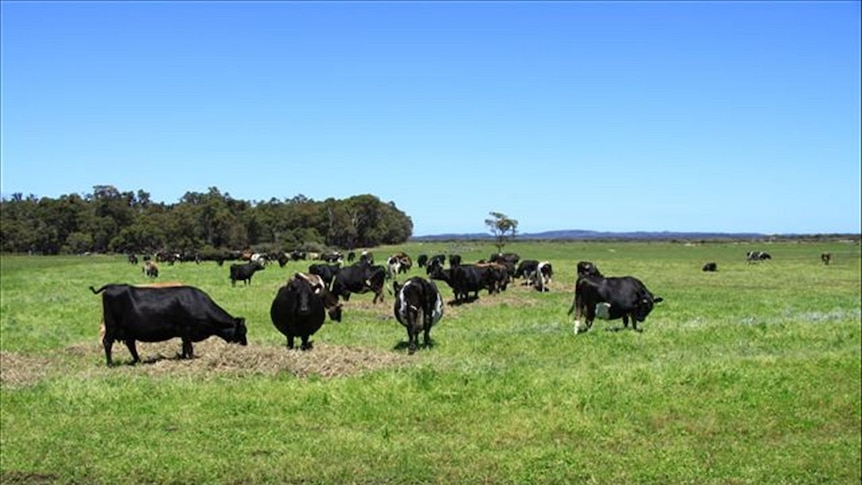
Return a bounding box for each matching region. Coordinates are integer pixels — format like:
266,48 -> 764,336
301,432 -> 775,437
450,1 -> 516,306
633,295 -> 664,322
233,318 -> 248,346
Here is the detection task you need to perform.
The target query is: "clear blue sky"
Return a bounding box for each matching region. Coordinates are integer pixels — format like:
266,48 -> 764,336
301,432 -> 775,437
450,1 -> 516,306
2,1 -> 860,236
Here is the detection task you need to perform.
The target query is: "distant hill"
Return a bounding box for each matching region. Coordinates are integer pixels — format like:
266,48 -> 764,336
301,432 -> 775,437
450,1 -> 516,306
411,229 -> 768,241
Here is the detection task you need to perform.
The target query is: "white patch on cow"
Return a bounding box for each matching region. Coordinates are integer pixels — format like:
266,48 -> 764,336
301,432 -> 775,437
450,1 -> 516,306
430,291 -> 444,326
574,319 -> 582,335
397,280 -> 413,323
596,302 -> 611,320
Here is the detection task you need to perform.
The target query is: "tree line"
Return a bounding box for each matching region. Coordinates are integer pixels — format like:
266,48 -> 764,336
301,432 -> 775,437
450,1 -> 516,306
0,185 -> 413,255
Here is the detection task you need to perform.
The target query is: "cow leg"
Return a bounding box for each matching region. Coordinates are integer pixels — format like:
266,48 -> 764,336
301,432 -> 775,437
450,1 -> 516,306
124,339 -> 141,364
407,328 -> 417,355
287,335 -> 296,350
423,326 -> 432,348
103,339 -> 114,366
181,339 -> 194,359
300,336 -> 312,351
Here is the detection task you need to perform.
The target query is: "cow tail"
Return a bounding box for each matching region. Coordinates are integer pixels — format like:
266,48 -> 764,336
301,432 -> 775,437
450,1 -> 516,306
90,285 -> 109,295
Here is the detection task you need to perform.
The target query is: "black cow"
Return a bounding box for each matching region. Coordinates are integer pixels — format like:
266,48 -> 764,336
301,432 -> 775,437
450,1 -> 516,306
294,272 -> 343,322
702,262 -> 718,272
426,256 -> 445,275
490,252 -> 520,267
276,253 -> 290,268
347,251 -> 356,263
577,261 -> 602,278
90,284 -> 247,366
331,263 -> 387,304
308,263 -> 342,287
289,250 -> 306,261
270,276 -> 326,350
393,276 -> 444,355
127,253 -> 139,265
447,264 -> 495,302
229,262 -> 264,286
448,254 -> 462,267
476,263 -> 510,294
821,252 -> 832,265
567,275 -> 663,334
746,251 -> 772,263
417,254 -> 429,268
515,259 -> 539,281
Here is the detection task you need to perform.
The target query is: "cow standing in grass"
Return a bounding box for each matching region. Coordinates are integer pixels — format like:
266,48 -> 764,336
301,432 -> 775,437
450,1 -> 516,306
393,276 -> 444,354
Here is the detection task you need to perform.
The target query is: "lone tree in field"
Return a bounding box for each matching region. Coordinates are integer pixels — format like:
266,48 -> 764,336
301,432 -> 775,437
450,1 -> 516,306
485,211 -> 518,252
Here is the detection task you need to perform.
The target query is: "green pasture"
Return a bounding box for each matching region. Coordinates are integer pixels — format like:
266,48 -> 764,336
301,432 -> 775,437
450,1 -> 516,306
1,240 -> 860,484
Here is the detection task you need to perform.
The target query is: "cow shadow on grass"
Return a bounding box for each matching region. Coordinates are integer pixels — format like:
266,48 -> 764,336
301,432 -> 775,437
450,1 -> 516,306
392,340 -> 436,353
447,296 -> 479,306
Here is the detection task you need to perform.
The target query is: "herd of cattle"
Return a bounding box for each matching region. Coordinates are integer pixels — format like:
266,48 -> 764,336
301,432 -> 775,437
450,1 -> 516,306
92,247 -> 831,366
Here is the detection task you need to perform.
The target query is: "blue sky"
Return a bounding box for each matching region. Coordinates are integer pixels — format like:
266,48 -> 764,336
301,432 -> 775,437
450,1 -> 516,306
2,1 -> 860,236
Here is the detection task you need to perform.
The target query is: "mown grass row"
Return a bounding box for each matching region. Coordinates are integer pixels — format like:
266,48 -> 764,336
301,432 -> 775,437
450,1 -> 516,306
1,240 -> 860,484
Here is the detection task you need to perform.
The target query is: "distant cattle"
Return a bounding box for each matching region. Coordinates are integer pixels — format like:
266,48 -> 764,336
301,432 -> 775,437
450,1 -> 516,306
127,253 -> 139,265
387,252 -> 413,278
393,277 -> 444,355
321,251 -> 343,263
347,251 -> 356,263
702,262 -> 718,272
417,254 -> 429,268
143,261 -> 159,278
90,284 -> 247,366
331,262 -> 387,304
448,254 -> 462,267
746,251 -> 772,263
229,262 -> 264,286
270,276 -> 327,350
567,275 -> 663,334
821,252 -> 832,265
289,250 -> 306,261
490,252 -> 520,267
359,251 -> 374,266
276,253 -> 290,268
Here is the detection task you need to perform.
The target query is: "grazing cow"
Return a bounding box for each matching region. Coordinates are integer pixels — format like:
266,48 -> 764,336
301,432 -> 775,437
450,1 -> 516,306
532,261 -> 553,292
143,261 -> 159,278
567,275 -> 663,334
577,261 -> 603,278
294,272 -> 343,322
446,264 -> 496,302
90,284 -> 247,366
702,262 -> 718,272
229,261 -> 264,286
127,253 -> 139,265
746,251 -> 772,263
821,252 -> 832,265
387,252 -> 413,278
393,277 -> 444,355
97,281 -> 185,346
515,260 -> 539,281
321,251 -> 343,263
308,263 -> 341,287
475,262 -> 510,294
270,276 -> 327,350
417,254 -> 429,268
331,263 -> 387,304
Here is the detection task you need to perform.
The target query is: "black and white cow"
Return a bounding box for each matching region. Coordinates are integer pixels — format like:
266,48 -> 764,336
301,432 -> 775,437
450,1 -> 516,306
229,261 -> 264,286
532,261 -> 554,292
90,284 -> 247,366
567,275 -> 663,334
270,276 -> 327,350
331,262 -> 387,304
515,259 -> 539,282
746,251 -> 772,263
702,262 -> 718,272
393,276 -> 444,355
294,272 -> 343,322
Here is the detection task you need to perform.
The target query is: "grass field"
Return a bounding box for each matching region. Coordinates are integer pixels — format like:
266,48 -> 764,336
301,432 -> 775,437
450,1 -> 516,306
1,240 -> 860,484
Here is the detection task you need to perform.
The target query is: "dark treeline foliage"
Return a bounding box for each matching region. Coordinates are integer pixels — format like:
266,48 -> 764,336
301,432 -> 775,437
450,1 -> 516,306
0,185 -> 413,254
